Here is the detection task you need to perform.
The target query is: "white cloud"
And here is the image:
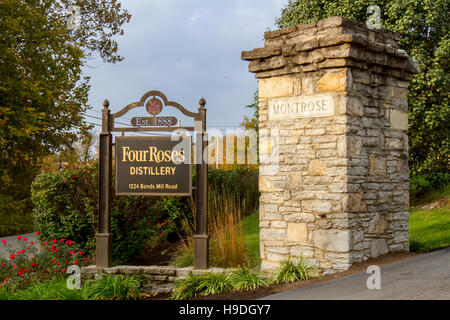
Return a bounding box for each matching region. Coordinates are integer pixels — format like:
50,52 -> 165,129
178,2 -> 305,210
84,0 -> 290,131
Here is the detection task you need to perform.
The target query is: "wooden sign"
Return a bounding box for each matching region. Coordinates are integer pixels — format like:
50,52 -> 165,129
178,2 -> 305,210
97,91 -> 208,270
115,136 -> 192,196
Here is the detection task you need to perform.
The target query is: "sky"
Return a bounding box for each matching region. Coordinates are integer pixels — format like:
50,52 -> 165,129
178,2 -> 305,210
83,0 -> 288,135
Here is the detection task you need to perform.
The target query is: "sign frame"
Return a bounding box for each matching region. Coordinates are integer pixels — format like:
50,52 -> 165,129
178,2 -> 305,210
97,90 -> 209,270
114,135 -> 192,196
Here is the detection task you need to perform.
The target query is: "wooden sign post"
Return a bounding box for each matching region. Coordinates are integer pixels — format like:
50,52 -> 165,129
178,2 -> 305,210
96,91 -> 208,269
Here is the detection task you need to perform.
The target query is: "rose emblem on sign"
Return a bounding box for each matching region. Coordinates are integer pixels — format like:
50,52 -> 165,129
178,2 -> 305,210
146,98 -> 163,116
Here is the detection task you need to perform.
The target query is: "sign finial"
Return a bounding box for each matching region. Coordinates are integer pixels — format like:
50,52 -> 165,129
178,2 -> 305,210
199,98 -> 206,108
103,99 -> 110,109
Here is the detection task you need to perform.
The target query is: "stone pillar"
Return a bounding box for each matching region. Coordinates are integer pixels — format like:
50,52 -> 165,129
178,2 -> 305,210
241,17 -> 418,274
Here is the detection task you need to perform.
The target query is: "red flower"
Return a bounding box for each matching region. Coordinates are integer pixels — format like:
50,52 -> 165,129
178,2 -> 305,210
17,235 -> 22,240
52,259 -> 55,263
4,278 -> 8,282
54,269 -> 57,273
61,269 -> 66,273
55,249 -> 59,252
30,241 -> 34,245
60,238 -> 66,242
74,260 -> 78,264
24,268 -> 28,272
17,271 -> 23,276
20,249 -> 25,254
1,263 -> 4,267
85,259 -> 89,264
65,261 -> 69,265
52,239 -> 57,243
50,247 -> 55,252
42,241 -> 47,246
1,240 -> 6,244
23,237 -> 28,241
56,261 -> 60,265
35,231 -> 39,235
31,263 -> 36,267
161,223 -> 165,226
70,250 -> 76,255
78,251 -> 83,255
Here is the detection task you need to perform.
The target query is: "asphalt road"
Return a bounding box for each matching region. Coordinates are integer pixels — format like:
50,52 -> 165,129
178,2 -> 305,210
261,247 -> 450,300
0,232 -> 39,258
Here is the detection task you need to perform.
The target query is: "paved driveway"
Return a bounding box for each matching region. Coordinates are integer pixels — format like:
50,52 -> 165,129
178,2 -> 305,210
261,247 -> 450,300
0,233 -> 39,259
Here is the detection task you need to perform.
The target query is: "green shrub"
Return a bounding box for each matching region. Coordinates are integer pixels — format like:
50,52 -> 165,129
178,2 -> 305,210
172,268 -> 271,300
230,267 -> 269,291
171,272 -> 235,300
31,162 -> 156,264
87,274 -> 142,300
409,240 -> 428,253
271,257 -> 315,284
171,273 -> 207,300
1,273 -> 143,300
199,272 -> 233,296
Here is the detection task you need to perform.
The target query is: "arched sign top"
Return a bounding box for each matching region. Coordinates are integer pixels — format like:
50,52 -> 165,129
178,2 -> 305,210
112,90 -> 199,120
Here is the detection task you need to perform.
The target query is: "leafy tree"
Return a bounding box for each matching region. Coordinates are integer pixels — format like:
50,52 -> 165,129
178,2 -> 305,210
241,91 -> 259,133
0,0 -> 131,233
241,91 -> 259,163
275,0 -> 449,186
40,129 -> 97,172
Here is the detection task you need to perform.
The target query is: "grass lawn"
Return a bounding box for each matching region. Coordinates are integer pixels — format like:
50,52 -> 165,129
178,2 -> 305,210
409,181 -> 450,251
241,212 -> 260,267
409,207 -> 450,251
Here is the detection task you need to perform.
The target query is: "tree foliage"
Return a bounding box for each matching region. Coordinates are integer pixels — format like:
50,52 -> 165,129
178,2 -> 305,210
276,0 -> 449,185
0,0 -> 131,232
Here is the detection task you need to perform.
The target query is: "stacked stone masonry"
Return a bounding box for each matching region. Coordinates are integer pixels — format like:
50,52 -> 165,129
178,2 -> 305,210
241,17 -> 418,274
81,265 -> 229,294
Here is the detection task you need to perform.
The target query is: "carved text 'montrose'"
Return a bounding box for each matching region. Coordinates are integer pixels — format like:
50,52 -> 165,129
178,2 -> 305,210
269,94 -> 334,120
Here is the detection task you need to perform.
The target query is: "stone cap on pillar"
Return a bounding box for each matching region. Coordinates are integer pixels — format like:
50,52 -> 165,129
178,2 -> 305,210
241,16 -> 419,80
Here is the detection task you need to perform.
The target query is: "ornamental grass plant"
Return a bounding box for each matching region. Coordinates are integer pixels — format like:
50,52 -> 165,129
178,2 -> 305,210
87,274 -> 142,300
271,257 -> 315,284
171,190 -> 248,268
230,267 -> 269,291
